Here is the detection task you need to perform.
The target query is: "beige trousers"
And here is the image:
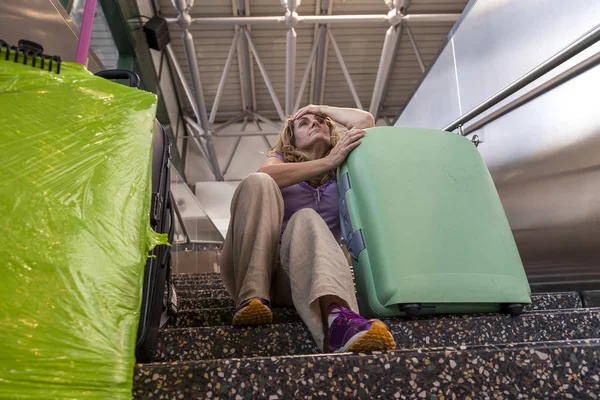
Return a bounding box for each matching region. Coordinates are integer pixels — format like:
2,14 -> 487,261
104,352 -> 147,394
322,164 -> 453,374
220,173 -> 359,350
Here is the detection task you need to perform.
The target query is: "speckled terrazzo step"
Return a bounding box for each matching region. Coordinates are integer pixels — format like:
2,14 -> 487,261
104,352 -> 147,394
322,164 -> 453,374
178,297 -> 235,311
176,288 -> 229,299
171,293 -> 584,329
156,308 -> 600,362
174,272 -> 221,279
134,338 -> 600,399
173,276 -> 222,285
527,291 -> 582,310
165,307 -> 300,328
177,281 -> 226,291
174,292 -> 581,313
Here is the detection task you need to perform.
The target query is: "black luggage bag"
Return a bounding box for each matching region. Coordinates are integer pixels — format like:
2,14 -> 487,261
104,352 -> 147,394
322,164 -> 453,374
95,70 -> 177,362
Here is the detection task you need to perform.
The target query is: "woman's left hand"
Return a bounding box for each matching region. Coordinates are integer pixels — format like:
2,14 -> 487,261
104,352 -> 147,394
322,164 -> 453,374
294,104 -> 327,120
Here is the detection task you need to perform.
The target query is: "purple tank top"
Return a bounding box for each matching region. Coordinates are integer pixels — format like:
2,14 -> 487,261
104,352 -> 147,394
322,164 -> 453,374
273,153 -> 341,241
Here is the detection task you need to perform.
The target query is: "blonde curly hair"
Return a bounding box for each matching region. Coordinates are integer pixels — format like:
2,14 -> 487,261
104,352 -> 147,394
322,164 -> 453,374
267,115 -> 341,187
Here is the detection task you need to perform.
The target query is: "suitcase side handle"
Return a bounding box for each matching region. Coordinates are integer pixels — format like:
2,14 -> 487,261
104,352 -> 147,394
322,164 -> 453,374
94,69 -> 140,88
339,172 -> 365,260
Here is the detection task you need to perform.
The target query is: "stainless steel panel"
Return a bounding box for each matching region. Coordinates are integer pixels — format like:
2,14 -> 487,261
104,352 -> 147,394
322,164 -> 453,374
473,60 -> 600,290
395,40 -> 461,128
453,0 -> 600,113
0,0 -> 102,72
396,0 -> 600,291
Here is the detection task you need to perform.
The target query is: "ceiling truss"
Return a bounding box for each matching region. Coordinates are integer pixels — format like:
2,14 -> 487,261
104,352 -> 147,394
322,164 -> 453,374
164,0 -> 460,181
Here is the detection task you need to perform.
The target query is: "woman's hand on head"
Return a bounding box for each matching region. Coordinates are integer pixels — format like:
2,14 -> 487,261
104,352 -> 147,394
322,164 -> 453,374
294,104 -> 326,120
326,128 -> 365,168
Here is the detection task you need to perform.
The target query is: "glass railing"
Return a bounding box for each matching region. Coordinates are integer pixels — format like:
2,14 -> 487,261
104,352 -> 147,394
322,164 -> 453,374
171,168 -> 224,247
170,167 -> 223,273
67,0 -> 120,69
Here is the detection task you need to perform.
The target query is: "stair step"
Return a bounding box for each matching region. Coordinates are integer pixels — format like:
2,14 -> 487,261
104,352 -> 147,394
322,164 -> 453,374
172,274 -> 221,285
171,293 -> 584,329
166,307 -> 300,329
174,272 -> 221,279
175,291 -> 582,313
134,338 -> 600,399
529,291 -> 582,310
177,281 -> 226,291
156,308 -> 600,362
176,289 -> 229,299
178,297 -> 234,310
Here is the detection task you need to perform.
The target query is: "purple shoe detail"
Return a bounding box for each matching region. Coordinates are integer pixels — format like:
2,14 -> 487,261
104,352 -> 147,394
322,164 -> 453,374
326,304 -> 395,353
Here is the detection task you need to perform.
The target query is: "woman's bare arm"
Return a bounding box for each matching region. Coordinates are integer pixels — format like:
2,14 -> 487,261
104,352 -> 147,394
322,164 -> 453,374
258,157 -> 334,189
294,105 -> 375,130
258,128 -> 366,188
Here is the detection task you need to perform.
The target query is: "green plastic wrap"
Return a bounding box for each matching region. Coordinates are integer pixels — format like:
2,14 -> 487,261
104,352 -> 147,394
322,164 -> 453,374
0,54 -> 163,399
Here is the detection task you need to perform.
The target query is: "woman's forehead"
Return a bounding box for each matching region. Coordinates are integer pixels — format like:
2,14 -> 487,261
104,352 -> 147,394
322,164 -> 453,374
295,113 -> 322,123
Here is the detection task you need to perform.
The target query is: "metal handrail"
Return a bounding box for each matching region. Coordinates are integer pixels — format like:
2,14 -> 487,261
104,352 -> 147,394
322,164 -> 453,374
462,50 -> 600,136
444,22 -> 600,133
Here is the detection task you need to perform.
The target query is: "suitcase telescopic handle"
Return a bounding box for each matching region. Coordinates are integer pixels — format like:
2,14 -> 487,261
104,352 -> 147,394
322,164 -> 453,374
94,69 -> 140,88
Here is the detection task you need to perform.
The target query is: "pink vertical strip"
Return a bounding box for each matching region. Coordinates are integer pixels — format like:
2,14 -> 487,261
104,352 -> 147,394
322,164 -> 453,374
75,0 -> 98,65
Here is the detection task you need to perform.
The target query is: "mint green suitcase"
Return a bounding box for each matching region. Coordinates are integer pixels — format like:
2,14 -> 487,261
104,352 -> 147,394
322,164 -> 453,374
338,127 -> 531,318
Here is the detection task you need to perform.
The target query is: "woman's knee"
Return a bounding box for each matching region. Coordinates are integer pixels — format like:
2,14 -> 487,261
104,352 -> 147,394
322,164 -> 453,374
289,208 -> 321,225
287,209 -> 330,235
237,172 -> 278,194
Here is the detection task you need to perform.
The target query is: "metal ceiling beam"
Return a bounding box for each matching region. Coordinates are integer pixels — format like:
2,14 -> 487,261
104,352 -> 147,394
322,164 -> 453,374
327,28 -> 363,109
235,0 -> 255,113
252,112 -> 282,131
183,119 -> 216,174
312,25 -> 328,104
166,44 -> 199,122
173,0 -> 224,181
405,24 -> 425,73
210,30 -> 240,123
370,0 -> 411,117
213,112 -> 246,134
379,0 -> 411,116
215,132 -> 280,137
223,136 -> 242,175
285,0 -> 298,116
244,27 -> 286,121
295,27 -> 322,112
285,27 -> 297,115
379,27 -> 404,113
165,14 -> 460,25
311,0 -> 330,105
369,24 -> 402,118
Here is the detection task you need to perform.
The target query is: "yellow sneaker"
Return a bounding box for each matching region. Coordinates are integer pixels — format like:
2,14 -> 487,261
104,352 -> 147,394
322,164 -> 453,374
232,298 -> 273,326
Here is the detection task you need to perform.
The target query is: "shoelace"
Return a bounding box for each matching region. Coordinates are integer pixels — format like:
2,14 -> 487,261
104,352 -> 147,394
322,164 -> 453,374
330,306 -> 367,325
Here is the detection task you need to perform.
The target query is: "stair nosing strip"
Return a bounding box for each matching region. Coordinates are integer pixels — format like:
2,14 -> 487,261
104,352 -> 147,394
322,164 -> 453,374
139,337 -> 600,367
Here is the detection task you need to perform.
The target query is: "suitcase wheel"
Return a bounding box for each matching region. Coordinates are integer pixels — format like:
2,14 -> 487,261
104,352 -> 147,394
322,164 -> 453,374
401,303 -> 435,317
501,303 -> 524,317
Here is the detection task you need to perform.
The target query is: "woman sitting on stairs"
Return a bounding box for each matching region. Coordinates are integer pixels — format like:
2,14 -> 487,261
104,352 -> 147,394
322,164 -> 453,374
220,104 -> 397,353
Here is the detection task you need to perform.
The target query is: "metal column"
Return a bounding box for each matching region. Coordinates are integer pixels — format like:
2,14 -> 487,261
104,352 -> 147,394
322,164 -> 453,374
295,29 -> 322,112
286,27 -> 297,116
285,0 -> 298,116
236,0 -> 255,113
173,0 -> 224,181
369,24 -> 402,117
312,0 -> 330,105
